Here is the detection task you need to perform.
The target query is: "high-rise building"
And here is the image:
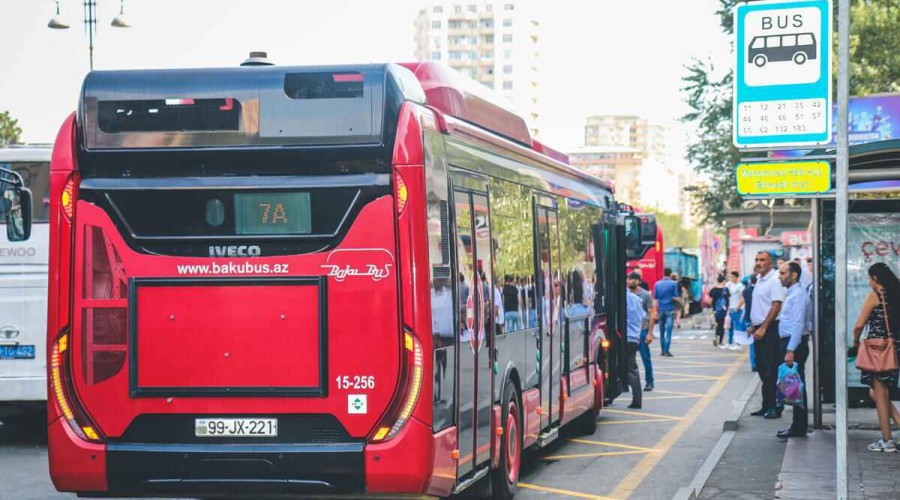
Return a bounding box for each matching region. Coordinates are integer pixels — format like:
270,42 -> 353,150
414,1 -> 541,135
568,146 -> 644,205
576,115 -> 690,219
584,115 -> 669,163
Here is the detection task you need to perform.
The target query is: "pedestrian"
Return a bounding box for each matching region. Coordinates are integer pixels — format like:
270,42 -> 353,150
740,274 -> 758,370
671,272 -> 685,329
726,271 -> 745,349
654,268 -> 679,357
709,275 -> 729,348
747,252 -> 785,418
503,275 -> 520,332
776,261 -> 811,439
851,263 -> 900,452
629,271 -> 656,392
626,281 -> 647,408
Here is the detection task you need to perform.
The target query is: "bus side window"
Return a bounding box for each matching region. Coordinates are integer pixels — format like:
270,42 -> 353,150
766,36 -> 781,48
797,33 -> 814,46
782,34 -> 797,47
750,37 -> 765,49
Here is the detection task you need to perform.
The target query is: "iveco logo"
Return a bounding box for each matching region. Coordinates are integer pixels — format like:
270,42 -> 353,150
0,326 -> 20,340
209,245 -> 262,257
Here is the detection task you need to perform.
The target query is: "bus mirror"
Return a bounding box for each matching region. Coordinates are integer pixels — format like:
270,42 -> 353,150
624,215 -> 642,259
3,185 -> 32,242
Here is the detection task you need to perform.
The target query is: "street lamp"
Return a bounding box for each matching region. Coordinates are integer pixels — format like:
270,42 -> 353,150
47,0 -> 132,70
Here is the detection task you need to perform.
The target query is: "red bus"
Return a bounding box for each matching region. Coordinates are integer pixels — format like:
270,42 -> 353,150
46,61 -> 639,498
625,212 -> 663,289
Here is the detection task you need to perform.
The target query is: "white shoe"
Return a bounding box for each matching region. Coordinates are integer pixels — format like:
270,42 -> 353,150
718,344 -> 728,350
868,439 -> 897,453
728,344 -> 741,351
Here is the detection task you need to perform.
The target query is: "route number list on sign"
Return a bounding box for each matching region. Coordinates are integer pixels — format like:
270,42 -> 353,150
738,98 -> 827,137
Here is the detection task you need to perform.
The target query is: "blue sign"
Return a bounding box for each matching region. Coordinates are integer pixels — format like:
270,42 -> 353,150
734,0 -> 833,148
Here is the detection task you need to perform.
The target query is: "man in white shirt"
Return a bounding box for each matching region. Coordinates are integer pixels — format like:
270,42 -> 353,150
725,271 -> 745,348
747,252 -> 786,418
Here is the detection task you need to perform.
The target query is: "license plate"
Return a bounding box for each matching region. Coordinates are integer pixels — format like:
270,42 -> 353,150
0,345 -> 35,359
195,418 -> 278,437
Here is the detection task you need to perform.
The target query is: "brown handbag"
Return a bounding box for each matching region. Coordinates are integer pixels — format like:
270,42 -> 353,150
856,292 -> 898,373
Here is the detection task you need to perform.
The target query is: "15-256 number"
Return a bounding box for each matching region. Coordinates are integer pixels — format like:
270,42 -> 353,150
335,375 -> 375,390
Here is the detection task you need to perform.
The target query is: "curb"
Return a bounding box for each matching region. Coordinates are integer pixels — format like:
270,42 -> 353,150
672,375 -> 760,500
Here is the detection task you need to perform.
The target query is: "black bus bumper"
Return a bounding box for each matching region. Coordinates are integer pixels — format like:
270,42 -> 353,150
102,442 -> 365,497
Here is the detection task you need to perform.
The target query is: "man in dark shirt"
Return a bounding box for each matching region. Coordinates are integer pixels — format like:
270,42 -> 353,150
502,275 -> 520,332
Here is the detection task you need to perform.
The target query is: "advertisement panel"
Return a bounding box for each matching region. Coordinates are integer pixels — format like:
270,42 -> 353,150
846,213 -> 900,388
771,93 -> 900,157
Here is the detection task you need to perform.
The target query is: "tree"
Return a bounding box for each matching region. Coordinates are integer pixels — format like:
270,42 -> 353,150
849,0 -> 900,95
0,111 -> 22,146
655,212 -> 700,249
681,0 -> 900,226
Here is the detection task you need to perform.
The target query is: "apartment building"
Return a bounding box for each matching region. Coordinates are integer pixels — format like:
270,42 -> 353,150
414,1 -> 541,134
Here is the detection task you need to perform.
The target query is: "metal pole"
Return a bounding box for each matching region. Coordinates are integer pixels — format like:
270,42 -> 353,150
835,0 -> 850,497
84,0 -> 96,71
812,200 -> 822,429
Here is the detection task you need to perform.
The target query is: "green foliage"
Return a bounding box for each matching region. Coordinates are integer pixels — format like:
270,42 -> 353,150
0,111 -> 22,146
655,212 -> 700,249
681,0 -> 900,226
849,0 -> 900,95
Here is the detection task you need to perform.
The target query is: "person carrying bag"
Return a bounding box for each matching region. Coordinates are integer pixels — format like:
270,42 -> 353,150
851,263 -> 900,453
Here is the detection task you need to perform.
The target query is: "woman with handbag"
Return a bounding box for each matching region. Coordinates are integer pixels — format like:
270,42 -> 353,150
851,262 -> 900,453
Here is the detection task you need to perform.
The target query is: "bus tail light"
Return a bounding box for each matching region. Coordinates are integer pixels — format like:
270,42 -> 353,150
82,225 -> 128,385
50,331 -> 102,443
61,176 -> 76,221
371,330 -> 423,442
394,171 -> 408,216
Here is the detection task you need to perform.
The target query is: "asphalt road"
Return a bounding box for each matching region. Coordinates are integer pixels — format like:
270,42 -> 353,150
0,331 -> 753,500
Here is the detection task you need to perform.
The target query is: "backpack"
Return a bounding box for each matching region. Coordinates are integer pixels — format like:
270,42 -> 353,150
714,289 -> 728,320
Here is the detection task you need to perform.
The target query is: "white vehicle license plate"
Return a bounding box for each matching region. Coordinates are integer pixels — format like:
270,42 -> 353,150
195,418 -> 278,437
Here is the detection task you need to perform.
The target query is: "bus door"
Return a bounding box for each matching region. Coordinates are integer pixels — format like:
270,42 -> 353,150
534,198 -> 562,429
452,186 -> 494,476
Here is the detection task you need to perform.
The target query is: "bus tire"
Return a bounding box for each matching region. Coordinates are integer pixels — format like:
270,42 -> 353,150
753,55 -> 767,67
492,381 -> 521,499
793,52 -> 807,65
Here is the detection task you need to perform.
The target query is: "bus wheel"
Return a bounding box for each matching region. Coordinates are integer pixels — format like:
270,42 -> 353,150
793,52 -> 807,65
753,55 -> 767,67
492,381 -> 521,499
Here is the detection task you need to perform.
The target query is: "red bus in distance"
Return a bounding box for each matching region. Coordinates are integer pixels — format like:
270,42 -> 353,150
626,213 -> 664,290
46,61 -> 638,498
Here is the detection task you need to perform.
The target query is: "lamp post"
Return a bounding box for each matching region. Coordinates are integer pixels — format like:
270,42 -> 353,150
47,0 -> 132,71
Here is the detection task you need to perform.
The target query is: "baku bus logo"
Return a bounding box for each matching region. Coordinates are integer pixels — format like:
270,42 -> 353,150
320,248 -> 394,283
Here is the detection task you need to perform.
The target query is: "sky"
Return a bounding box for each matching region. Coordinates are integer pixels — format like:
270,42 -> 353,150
0,0 -> 731,158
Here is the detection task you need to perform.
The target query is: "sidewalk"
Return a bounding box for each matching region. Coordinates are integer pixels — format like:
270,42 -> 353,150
776,429 -> 900,499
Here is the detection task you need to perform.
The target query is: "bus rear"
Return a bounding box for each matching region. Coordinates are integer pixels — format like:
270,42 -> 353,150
0,145 -> 50,417
626,212 -> 664,289
47,63 -> 434,496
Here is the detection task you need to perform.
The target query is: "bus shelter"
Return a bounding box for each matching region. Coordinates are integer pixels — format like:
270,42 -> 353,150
814,139 -> 900,424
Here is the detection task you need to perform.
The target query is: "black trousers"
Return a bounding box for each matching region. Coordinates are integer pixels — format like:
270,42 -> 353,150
754,321 -> 781,411
780,335 -> 810,432
626,341 -> 642,407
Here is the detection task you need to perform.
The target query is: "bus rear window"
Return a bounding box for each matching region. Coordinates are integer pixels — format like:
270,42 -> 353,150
106,188 -> 356,239
284,73 -> 364,100
98,98 -> 241,133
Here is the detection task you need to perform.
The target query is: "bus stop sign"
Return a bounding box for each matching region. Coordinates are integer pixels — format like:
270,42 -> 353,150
733,0 -> 833,148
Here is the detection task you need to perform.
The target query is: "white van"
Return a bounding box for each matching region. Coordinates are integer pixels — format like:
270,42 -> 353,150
0,145 -> 50,416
